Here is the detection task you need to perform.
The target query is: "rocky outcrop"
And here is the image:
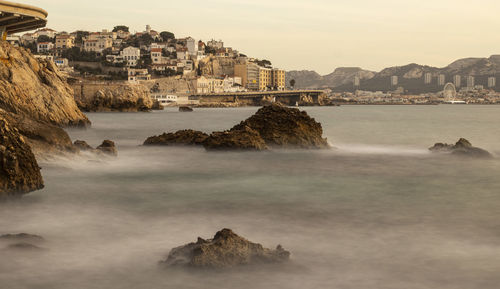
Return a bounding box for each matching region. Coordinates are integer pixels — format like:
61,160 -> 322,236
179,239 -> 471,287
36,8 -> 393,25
0,42 -> 89,127
231,104 -> 329,149
96,140 -> 118,156
75,83 -> 153,112
73,140 -> 93,151
203,126 -> 268,151
1,233 -> 45,251
179,106 -> 194,112
144,130 -> 208,146
0,116 -> 44,197
161,228 -> 290,269
429,138 -> 492,158
144,104 -> 330,151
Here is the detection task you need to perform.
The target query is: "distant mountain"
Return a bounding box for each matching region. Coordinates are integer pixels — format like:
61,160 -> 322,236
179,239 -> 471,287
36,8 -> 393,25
286,67 -> 376,89
288,55 -> 500,93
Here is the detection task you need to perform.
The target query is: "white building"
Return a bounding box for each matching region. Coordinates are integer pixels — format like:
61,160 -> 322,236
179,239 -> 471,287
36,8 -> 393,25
424,72 -> 432,84
83,38 -> 113,54
120,46 -> 141,67
37,42 -> 54,53
453,75 -> 461,87
437,74 -> 445,86
185,37 -> 197,56
488,77 -> 496,88
36,28 -> 57,39
467,76 -> 475,88
391,76 -> 398,86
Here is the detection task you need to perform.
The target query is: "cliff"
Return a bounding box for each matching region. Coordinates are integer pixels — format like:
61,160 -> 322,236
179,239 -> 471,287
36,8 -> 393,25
0,42 -> 89,127
0,115 -> 44,198
74,82 -> 154,112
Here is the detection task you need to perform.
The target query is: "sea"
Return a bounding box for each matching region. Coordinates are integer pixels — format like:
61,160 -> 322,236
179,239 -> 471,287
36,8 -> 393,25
1,105 -> 500,289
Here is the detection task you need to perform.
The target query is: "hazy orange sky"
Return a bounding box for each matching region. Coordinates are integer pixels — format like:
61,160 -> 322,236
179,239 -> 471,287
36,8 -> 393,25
24,0 -> 500,74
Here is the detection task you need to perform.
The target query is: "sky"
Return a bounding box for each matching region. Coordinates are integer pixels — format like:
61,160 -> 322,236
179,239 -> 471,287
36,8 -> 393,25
22,0 -> 500,74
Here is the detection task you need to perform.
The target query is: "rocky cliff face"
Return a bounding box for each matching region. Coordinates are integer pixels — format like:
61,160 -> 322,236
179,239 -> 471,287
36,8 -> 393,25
0,42 -> 90,127
0,115 -> 44,198
198,56 -> 243,76
75,83 -> 153,112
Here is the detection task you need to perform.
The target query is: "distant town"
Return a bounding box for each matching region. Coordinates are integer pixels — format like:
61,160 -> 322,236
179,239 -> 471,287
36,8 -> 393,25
6,24 -> 500,106
7,25 -> 286,95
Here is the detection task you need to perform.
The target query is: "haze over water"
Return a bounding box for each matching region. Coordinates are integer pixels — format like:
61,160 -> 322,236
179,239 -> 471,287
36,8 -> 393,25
1,106 -> 500,289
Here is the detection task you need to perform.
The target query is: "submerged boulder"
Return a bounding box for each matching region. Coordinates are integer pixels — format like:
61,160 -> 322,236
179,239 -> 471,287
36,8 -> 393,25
429,138 -> 492,158
161,229 -> 290,269
203,126 -> 268,151
179,106 -> 194,112
96,140 -> 118,156
231,104 -> 329,149
0,116 -> 44,197
0,233 -> 44,243
144,130 -> 208,146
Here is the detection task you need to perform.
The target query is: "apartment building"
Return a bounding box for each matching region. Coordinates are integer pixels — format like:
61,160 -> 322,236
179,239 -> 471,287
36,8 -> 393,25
234,63 -> 260,91
120,46 -> 141,67
272,68 -> 286,91
55,34 -> 75,50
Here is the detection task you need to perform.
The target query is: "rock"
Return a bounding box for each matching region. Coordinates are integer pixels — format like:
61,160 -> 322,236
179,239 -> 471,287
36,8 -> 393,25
161,228 -> 290,269
231,104 -> 329,149
6,242 -> 44,251
0,233 -> 44,243
151,100 -> 165,110
73,140 -> 93,151
0,42 -> 90,127
0,116 -> 44,197
203,126 -> 268,151
179,106 -> 194,112
75,83 -> 154,112
429,138 -> 492,158
144,130 -> 208,146
96,140 -> 118,156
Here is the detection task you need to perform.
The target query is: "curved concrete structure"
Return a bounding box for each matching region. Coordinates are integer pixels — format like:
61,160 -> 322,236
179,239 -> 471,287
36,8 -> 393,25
0,0 -> 47,39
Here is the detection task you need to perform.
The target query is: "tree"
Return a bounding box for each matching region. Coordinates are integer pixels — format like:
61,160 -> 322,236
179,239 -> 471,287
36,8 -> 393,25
160,31 -> 175,41
37,35 -> 52,43
74,31 -> 90,45
290,79 -> 296,88
113,25 -> 129,32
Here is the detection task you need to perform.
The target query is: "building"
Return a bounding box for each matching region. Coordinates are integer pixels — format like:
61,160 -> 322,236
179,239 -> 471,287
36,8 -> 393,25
272,68 -> 286,90
54,58 -> 69,68
55,34 -> 75,50
36,28 -> 57,38
120,46 -> 141,67
488,77 -> 496,88
150,48 -> 164,64
194,76 -> 244,94
21,32 -> 37,44
83,38 -> 113,54
37,42 -> 54,53
453,75 -> 461,87
354,76 -> 360,87
234,63 -> 259,91
177,47 -> 188,60
128,69 -> 151,82
207,39 -> 224,49
424,72 -> 432,84
437,74 -> 445,86
185,37 -> 197,56
258,66 -> 272,91
467,76 -> 475,88
391,76 -> 398,86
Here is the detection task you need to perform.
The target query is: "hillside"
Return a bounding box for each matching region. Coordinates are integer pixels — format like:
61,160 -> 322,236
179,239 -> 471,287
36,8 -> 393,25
289,55 -> 500,93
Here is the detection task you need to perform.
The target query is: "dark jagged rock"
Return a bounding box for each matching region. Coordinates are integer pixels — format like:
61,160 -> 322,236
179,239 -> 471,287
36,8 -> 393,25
429,138 -> 492,158
161,228 -> 290,269
179,106 -> 194,112
0,233 -> 44,243
96,140 -> 118,156
6,242 -> 44,251
203,126 -> 268,151
73,140 -> 93,151
152,100 -> 165,111
144,130 -> 208,146
231,104 -> 329,149
0,116 -> 44,197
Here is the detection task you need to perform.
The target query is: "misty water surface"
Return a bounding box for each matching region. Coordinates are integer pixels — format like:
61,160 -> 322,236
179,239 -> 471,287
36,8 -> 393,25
1,105 -> 500,289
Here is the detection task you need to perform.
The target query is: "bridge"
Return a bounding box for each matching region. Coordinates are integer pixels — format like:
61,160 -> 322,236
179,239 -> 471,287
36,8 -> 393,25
0,0 -> 47,40
189,90 -> 327,106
